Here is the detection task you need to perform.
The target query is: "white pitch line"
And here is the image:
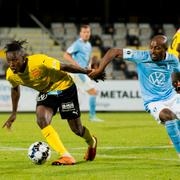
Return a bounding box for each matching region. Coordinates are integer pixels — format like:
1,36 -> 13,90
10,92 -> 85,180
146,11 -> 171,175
70,145 -> 173,150
0,145 -> 173,151
0,147 -> 27,151
0,146 -> 179,162
72,153 -> 180,162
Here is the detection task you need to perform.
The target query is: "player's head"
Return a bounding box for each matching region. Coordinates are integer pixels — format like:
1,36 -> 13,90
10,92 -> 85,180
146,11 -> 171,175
79,24 -> 91,42
150,35 -> 168,61
5,40 -> 27,73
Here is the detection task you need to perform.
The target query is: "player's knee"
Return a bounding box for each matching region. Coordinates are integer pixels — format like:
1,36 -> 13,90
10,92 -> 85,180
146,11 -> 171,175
36,114 -> 50,129
36,106 -> 53,129
159,108 -> 176,122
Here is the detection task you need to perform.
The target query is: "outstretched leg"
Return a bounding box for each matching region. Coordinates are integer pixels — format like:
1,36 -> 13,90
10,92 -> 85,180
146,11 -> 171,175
160,108 -> 180,157
67,117 -> 97,161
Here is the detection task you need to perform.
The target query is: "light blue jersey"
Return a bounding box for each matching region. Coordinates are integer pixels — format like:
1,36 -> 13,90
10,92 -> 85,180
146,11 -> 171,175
123,49 -> 180,110
66,38 -> 92,68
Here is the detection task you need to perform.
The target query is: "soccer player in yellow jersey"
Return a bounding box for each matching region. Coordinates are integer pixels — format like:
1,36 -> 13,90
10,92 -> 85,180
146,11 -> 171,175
169,28 -> 180,93
168,28 -> 180,60
2,40 -> 97,165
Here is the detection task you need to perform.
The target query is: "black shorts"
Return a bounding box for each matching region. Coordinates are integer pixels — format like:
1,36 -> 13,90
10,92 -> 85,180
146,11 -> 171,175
36,84 -> 80,119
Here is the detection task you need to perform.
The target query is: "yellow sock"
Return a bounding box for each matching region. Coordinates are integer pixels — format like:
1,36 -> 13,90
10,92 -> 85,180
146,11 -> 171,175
41,125 -> 68,156
83,126 -> 94,146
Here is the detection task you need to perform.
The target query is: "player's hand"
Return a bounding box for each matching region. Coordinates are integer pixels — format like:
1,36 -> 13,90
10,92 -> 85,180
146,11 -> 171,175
88,69 -> 100,78
2,113 -> 16,130
86,68 -> 93,74
88,69 -> 106,82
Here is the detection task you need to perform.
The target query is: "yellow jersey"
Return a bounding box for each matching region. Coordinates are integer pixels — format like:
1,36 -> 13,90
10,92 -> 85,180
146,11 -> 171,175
6,54 -> 74,92
168,28 -> 180,59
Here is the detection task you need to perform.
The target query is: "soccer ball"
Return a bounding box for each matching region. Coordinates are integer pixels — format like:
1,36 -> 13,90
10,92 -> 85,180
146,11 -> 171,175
28,141 -> 51,164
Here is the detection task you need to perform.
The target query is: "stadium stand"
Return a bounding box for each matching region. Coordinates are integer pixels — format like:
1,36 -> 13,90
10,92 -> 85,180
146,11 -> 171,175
89,23 -> 103,36
101,34 -> 114,48
0,22 -> 178,80
163,24 -> 176,41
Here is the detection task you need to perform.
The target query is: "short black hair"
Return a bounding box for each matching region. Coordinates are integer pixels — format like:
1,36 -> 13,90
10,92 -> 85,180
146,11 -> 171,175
4,40 -> 27,52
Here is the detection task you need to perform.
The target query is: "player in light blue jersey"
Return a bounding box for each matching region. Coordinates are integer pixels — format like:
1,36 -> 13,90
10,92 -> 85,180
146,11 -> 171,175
89,35 -> 180,158
64,25 -> 103,122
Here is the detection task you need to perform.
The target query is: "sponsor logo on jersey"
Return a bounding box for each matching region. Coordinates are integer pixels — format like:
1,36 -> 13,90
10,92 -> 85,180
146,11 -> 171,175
127,50 -> 131,55
149,72 -> 165,87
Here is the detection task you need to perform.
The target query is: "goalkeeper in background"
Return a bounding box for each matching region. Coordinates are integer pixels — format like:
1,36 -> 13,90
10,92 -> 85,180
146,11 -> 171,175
63,24 -> 104,122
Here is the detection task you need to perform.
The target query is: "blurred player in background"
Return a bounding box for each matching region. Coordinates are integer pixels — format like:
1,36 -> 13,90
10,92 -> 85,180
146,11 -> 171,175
89,35 -> 180,159
63,24 -> 104,122
2,40 -> 98,165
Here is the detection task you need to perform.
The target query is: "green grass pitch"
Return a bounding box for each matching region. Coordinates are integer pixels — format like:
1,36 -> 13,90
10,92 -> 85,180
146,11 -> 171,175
0,112 -> 180,180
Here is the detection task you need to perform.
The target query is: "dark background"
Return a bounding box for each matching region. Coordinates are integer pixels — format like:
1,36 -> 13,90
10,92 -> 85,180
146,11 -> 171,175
0,0 -> 179,27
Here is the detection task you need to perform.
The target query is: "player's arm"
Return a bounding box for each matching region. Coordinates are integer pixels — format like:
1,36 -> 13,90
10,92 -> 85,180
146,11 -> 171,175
63,52 -> 80,67
60,63 -> 91,74
2,86 -> 20,129
89,48 -> 123,79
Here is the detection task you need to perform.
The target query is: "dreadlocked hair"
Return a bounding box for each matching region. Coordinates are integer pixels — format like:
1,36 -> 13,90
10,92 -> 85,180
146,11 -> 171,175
4,40 -> 27,52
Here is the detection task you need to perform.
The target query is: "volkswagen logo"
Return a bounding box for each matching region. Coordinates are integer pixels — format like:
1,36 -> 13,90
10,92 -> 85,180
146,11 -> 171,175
149,72 -> 165,87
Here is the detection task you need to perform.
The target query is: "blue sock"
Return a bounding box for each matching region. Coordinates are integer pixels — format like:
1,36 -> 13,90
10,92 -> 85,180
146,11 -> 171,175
89,95 -> 96,119
165,120 -> 180,153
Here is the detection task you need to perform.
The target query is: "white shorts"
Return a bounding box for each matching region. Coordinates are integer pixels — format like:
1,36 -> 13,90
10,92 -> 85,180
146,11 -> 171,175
147,94 -> 180,123
69,73 -> 95,91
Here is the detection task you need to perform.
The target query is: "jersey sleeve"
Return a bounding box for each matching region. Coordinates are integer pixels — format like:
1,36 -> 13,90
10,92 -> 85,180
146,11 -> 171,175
6,69 -> 19,88
10,80 -> 18,87
41,56 -> 64,80
8,78 -> 19,88
123,49 -> 146,64
42,56 -> 61,71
